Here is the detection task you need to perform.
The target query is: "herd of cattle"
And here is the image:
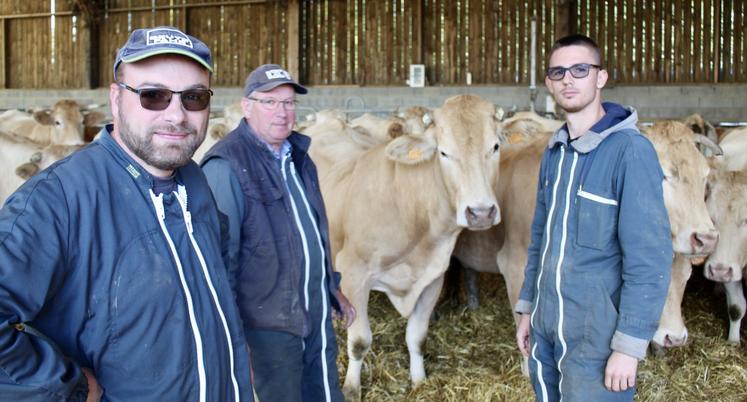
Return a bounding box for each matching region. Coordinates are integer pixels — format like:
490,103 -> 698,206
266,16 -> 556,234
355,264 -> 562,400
1,96 -> 747,400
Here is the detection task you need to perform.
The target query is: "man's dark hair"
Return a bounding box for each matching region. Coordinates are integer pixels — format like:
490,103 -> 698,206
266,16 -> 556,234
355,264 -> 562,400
549,34 -> 603,66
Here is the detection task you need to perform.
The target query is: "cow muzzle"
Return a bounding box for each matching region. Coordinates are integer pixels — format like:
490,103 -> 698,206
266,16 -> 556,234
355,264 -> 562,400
704,261 -> 740,282
465,205 -> 498,230
690,231 -> 719,256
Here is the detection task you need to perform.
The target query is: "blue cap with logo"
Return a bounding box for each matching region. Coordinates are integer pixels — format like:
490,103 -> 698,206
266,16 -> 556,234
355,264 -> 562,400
243,64 -> 307,96
113,26 -> 213,80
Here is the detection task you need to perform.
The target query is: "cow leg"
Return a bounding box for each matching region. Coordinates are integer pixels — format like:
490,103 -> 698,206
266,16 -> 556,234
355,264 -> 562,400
653,254 -> 692,349
497,247 -> 530,375
406,274 -> 445,386
341,276 -> 371,402
465,267 -> 480,310
724,280 -> 746,344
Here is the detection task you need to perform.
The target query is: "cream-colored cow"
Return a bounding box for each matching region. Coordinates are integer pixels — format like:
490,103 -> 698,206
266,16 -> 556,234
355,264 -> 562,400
500,111 -> 563,145
192,102 -> 243,163
713,126 -> 747,172
0,100 -> 104,147
702,134 -> 747,343
316,95 -> 503,401
0,132 -> 84,204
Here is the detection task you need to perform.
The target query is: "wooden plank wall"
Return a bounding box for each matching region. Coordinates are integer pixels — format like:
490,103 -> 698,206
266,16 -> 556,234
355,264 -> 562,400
99,0 -> 286,87
0,0 -> 744,88
576,0 -> 746,83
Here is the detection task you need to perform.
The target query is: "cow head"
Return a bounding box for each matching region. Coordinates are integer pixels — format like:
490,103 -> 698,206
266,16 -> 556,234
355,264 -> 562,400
32,99 -> 86,145
645,121 -> 719,349
704,169 -> 747,282
385,95 -> 502,230
396,106 -> 432,135
644,121 -> 718,257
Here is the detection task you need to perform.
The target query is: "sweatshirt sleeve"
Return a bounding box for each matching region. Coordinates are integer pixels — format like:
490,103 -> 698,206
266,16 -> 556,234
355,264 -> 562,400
611,135 -> 673,359
515,153 -> 549,315
0,174 -> 88,401
201,157 -> 246,294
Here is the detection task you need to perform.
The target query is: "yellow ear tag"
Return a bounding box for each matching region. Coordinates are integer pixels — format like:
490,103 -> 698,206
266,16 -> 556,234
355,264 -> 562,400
509,133 -> 524,144
408,148 -> 422,160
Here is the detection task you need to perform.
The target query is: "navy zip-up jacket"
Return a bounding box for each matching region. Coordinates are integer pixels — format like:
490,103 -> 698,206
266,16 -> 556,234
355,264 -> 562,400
201,119 -> 341,338
0,126 -> 253,401
515,103 -> 673,360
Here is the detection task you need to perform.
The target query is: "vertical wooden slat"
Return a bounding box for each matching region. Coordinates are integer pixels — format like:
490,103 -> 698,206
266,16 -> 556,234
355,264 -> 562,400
664,0 -> 671,82
413,0 -> 423,65
703,0 -> 712,82
712,0 -> 720,83
739,0 -> 746,81
502,0 -> 508,83
617,0 -> 625,80
682,0 -> 691,82
0,18 -> 6,88
722,0 -> 732,82
286,0 -> 300,81
555,0 -> 572,41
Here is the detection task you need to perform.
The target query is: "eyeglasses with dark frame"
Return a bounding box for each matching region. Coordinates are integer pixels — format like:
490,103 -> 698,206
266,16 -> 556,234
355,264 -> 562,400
117,82 -> 213,111
247,97 -> 299,110
545,63 -> 602,81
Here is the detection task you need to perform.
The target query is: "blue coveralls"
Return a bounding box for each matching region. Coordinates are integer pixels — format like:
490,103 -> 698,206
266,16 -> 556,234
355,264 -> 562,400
514,103 -> 673,401
202,120 -> 343,402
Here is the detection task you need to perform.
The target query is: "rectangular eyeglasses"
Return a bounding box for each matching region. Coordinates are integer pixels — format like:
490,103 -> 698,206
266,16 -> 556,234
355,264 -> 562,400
247,97 -> 299,110
117,82 -> 213,111
545,63 -> 602,81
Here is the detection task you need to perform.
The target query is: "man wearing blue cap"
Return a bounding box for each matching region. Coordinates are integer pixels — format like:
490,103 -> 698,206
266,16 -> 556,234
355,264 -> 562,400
201,64 -> 356,402
0,26 -> 253,401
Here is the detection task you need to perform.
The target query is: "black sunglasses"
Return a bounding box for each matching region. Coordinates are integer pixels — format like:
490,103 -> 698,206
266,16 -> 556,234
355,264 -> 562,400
117,82 -> 213,111
546,63 -> 602,81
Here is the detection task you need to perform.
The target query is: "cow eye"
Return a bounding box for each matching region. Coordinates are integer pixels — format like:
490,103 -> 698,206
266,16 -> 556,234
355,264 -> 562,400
439,150 -> 449,158
492,143 -> 500,153
55,120 -> 62,126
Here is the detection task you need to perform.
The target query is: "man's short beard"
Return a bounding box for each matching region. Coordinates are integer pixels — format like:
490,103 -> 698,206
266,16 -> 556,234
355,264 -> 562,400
117,107 -> 205,172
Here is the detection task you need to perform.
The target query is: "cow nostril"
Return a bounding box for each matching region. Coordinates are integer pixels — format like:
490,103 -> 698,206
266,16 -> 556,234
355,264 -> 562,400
691,233 -> 705,248
663,335 -> 673,347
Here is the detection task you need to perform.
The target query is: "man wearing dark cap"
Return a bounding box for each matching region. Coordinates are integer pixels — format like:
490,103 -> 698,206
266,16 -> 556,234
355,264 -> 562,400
0,26 -> 253,401
201,64 -> 355,402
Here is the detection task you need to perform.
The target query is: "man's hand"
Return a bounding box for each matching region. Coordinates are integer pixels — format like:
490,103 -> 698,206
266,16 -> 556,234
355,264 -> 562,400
82,368 -> 102,402
332,289 -> 356,329
604,351 -> 638,392
516,313 -> 531,357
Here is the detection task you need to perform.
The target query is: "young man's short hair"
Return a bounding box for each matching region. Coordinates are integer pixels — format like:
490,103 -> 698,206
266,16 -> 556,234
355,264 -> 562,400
548,34 -> 603,66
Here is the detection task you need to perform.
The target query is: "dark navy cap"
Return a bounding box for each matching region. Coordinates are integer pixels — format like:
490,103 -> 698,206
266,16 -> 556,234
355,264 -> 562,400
243,64 -> 307,96
113,26 -> 213,80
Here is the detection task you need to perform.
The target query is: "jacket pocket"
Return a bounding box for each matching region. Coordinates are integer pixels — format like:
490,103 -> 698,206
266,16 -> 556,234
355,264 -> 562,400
581,281 -> 618,361
576,187 -> 618,250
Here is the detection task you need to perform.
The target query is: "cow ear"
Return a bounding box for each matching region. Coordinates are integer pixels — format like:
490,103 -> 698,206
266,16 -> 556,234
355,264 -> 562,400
33,110 -> 55,125
349,126 -> 381,148
386,121 -> 405,139
15,161 -> 40,179
385,133 -> 437,164
208,122 -> 229,140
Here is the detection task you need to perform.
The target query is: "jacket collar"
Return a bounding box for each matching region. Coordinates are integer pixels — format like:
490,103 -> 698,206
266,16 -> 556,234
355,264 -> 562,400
547,103 -> 639,154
